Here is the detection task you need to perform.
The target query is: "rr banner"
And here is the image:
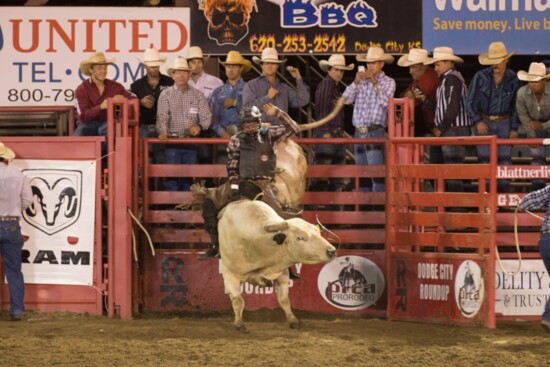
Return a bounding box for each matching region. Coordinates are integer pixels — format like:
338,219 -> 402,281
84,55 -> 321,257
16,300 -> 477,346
11,159 -> 96,286
0,7 -> 190,107
423,0 -> 550,55
191,0 -> 422,55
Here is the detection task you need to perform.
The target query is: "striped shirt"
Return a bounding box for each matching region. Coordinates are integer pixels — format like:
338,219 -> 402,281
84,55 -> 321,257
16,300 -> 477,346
156,85 -> 212,136
467,67 -> 520,130
315,75 -> 344,132
434,69 -> 472,132
519,185 -> 550,232
342,71 -> 396,127
227,108 -> 300,182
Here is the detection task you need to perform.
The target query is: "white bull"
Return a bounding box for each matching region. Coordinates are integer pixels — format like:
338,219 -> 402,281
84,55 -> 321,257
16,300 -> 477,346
218,200 -> 336,331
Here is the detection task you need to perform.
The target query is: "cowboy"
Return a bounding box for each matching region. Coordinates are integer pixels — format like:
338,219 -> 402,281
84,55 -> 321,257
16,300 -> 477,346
516,62 -> 550,190
467,41 -> 520,193
186,46 -> 223,99
209,51 -> 252,163
243,47 -> 310,126
343,46 -> 396,194
130,48 -> 174,139
0,142 -> 33,321
398,48 -> 439,138
310,54 -> 354,197
424,47 -> 472,193
74,52 -> 135,139
156,57 -> 212,191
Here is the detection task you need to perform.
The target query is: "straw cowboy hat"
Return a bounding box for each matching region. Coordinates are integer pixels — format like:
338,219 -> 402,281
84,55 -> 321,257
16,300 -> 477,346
167,57 -> 191,74
0,142 -> 15,160
140,48 -> 167,67
220,51 -> 252,73
397,48 -> 429,67
424,47 -> 463,64
478,41 -> 516,65
356,47 -> 394,64
518,62 -> 550,82
252,47 -> 286,65
319,54 -> 354,72
185,46 -> 209,62
79,52 -> 115,76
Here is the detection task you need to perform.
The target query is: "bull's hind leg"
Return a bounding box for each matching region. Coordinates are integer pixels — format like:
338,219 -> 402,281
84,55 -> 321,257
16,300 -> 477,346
223,275 -> 246,331
275,274 -> 300,329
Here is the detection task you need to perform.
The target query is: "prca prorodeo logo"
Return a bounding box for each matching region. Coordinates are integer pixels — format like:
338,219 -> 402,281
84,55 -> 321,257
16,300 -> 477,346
454,260 -> 484,318
22,169 -> 82,235
317,255 -> 384,311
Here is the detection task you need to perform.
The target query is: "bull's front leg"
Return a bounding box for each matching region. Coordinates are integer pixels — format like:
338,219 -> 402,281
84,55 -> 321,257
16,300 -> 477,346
223,272 -> 246,331
275,271 -> 300,329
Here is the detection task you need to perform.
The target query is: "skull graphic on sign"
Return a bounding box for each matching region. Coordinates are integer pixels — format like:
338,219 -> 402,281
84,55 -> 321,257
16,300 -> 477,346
197,0 -> 257,46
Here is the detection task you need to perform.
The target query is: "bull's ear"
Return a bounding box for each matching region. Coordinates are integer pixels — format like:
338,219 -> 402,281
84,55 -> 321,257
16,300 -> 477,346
273,233 -> 286,245
264,220 -> 289,233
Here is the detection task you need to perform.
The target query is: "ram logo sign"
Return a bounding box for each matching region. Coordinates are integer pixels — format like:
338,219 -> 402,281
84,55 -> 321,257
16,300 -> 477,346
22,170 -> 82,235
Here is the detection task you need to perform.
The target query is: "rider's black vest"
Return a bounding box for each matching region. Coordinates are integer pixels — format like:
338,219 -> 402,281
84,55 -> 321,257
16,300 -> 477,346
237,131 -> 276,179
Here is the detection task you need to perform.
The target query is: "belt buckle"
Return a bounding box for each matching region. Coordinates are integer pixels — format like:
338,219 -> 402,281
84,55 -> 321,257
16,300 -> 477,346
357,126 -> 368,134
488,115 -> 500,122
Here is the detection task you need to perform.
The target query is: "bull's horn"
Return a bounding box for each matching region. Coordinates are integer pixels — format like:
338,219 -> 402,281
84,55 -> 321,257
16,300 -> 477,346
298,96 -> 346,132
264,221 -> 289,233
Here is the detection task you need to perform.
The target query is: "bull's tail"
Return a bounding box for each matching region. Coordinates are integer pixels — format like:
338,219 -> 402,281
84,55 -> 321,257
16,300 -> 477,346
298,96 -> 346,132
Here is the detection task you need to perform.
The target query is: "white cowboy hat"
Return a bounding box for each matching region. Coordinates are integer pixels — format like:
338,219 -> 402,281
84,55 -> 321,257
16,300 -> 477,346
79,52 -> 116,76
424,47 -> 463,65
140,48 -> 167,67
185,46 -> 209,62
220,51 -> 252,73
356,47 -> 394,64
252,47 -> 286,65
167,57 -> 191,74
0,142 -> 15,160
319,54 -> 354,72
478,41 -> 516,65
517,62 -> 550,82
397,48 -> 429,67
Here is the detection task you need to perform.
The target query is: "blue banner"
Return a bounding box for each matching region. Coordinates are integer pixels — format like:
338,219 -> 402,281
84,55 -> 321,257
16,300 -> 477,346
423,0 -> 550,55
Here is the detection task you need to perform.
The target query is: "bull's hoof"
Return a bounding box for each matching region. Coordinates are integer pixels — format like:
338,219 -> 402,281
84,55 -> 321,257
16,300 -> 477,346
289,320 -> 301,330
234,324 -> 247,332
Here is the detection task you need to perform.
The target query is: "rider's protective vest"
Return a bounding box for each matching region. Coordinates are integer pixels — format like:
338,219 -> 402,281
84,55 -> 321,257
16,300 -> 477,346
237,131 -> 276,179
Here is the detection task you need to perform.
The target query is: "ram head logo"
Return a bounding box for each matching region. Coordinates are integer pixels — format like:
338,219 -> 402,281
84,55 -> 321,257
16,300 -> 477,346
23,173 -> 82,235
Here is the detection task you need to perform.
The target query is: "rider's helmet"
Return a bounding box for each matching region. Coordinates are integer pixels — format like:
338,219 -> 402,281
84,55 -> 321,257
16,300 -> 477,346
239,106 -> 262,131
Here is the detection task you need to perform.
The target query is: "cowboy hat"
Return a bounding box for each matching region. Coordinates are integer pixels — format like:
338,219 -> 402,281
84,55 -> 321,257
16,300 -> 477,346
167,57 -> 191,74
478,41 -> 516,65
397,48 -> 429,67
185,46 -> 209,62
140,48 -> 167,67
319,54 -> 354,72
79,52 -> 115,76
0,142 -> 15,160
517,62 -> 550,82
252,47 -> 286,65
424,47 -> 463,65
220,51 -> 252,73
356,47 -> 394,64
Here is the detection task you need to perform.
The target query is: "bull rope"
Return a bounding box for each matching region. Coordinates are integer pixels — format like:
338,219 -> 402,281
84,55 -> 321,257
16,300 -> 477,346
495,205 -> 533,277
127,208 -> 155,261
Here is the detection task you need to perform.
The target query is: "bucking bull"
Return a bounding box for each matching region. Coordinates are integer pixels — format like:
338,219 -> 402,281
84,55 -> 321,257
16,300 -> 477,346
185,98 -> 345,330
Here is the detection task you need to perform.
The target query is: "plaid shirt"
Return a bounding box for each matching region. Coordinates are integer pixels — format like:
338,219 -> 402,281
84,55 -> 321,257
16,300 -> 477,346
467,67 -> 520,130
519,185 -> 550,232
227,108 -> 300,182
343,71 -> 396,127
156,85 -> 211,136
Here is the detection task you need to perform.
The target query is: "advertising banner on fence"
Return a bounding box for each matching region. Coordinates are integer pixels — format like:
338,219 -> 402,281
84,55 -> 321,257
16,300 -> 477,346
11,159 -> 96,285
423,0 -> 550,55
191,0 -> 422,55
0,7 -> 190,107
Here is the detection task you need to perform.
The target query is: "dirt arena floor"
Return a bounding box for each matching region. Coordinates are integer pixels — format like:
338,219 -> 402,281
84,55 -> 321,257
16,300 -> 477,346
1,310 -> 548,367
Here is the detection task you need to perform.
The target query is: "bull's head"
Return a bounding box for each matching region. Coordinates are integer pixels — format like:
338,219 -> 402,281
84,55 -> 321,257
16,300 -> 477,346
26,177 -> 78,226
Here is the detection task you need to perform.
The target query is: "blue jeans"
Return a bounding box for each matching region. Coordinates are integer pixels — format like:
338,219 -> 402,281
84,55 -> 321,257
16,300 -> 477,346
471,120 -> 512,192
539,233 -> 550,322
164,146 -> 198,191
0,221 -> 25,316
73,120 -> 108,154
354,127 -> 385,192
